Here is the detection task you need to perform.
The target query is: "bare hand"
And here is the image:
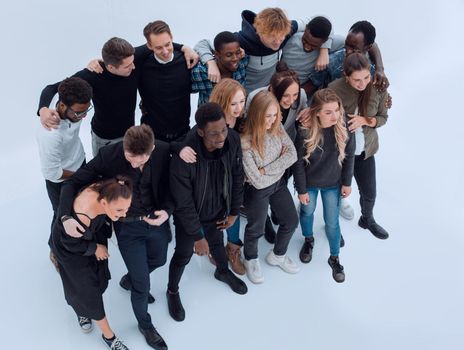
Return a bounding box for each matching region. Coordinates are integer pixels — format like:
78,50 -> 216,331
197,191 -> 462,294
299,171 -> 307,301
239,47 -> 246,59
95,244 -> 109,260
180,146 -> 197,163
87,58 -> 104,73
181,46 -> 199,69
206,60 -> 221,83
63,218 -> 84,238
347,114 -> 367,132
296,108 -> 311,125
341,185 -> 352,198
216,215 -> 237,230
39,107 -> 60,130
258,167 -> 265,175
194,238 -> 210,256
298,193 -> 309,205
385,93 -> 392,109
143,210 -> 169,226
315,48 -> 329,71
280,144 -> 288,156
373,69 -> 389,91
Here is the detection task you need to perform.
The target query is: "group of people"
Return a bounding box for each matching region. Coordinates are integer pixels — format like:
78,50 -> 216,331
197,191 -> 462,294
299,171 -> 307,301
36,7 -> 391,350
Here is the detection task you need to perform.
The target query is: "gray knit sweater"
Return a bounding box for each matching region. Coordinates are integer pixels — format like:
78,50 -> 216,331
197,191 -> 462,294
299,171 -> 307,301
241,124 -> 297,189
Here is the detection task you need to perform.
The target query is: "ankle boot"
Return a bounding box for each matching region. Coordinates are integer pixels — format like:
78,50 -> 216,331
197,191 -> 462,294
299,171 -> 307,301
225,242 -> 246,275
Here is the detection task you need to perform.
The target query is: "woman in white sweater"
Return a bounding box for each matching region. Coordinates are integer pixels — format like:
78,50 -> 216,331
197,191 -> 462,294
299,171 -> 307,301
240,90 -> 299,284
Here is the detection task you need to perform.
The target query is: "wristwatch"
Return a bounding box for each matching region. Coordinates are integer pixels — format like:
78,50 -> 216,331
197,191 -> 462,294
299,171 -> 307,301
60,215 -> 73,223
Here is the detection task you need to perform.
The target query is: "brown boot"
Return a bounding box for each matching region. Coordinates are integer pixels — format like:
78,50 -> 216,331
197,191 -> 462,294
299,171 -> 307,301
225,242 -> 246,275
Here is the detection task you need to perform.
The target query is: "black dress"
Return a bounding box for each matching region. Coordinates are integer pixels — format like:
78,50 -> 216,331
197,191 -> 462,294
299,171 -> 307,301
49,212 -> 112,320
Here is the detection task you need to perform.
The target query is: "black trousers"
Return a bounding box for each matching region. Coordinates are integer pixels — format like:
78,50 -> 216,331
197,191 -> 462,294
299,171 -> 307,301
354,153 -> 376,219
45,180 -> 62,231
168,220 -> 228,293
243,178 -> 299,260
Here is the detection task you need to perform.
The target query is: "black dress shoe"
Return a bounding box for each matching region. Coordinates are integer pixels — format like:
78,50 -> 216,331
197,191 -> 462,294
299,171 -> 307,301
299,237 -> 314,263
214,269 -> 248,295
358,217 -> 389,240
138,325 -> 168,350
340,234 -> 345,248
166,290 -> 185,321
264,216 -> 276,244
120,274 -> 155,304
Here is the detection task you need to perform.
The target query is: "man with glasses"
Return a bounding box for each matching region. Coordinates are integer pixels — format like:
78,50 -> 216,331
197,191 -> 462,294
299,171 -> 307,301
37,37 -> 139,156
36,77 -> 93,249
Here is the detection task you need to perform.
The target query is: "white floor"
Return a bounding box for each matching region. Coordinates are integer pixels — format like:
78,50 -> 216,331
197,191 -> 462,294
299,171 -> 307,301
1,1 -> 463,349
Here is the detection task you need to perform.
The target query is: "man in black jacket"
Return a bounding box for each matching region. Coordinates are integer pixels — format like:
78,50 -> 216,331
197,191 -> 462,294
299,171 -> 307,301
58,125 -> 170,350
166,103 -> 247,322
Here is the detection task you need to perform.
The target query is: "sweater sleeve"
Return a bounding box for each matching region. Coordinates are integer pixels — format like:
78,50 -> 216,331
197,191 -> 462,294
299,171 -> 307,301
341,129 -> 355,187
169,155 -> 203,241
37,82 -> 60,115
57,152 -> 104,219
194,39 -> 214,65
240,137 -> 267,190
292,128 -> 308,194
262,126 -> 297,175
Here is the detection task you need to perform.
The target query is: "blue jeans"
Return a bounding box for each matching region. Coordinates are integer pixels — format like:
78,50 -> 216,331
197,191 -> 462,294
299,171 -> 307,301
115,220 -> 170,329
226,217 -> 241,244
299,186 -> 341,256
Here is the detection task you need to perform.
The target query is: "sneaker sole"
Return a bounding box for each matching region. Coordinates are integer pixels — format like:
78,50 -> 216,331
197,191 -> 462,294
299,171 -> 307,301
265,257 -> 300,274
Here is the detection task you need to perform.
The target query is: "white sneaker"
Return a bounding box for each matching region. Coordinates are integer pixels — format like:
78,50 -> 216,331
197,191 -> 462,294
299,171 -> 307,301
265,250 -> 300,274
244,258 -> 264,284
340,197 -> 354,220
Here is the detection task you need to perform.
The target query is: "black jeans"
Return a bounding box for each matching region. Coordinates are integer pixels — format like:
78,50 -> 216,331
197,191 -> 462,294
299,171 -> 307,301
116,220 -> 170,329
168,220 -> 228,293
45,180 -> 62,231
354,153 -> 376,219
243,178 -> 298,260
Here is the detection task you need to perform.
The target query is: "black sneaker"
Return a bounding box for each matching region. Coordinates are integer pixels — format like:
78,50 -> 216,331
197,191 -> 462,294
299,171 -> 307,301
120,274 -> 155,304
358,216 -> 389,240
77,316 -> 93,333
328,256 -> 345,283
214,269 -> 248,295
340,234 -> 345,248
138,325 -> 168,350
299,237 -> 314,263
264,216 -> 276,244
102,334 -> 129,350
166,290 -> 185,321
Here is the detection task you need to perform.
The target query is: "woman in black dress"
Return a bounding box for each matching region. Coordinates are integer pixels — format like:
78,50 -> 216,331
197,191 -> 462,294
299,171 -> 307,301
50,176 -> 132,349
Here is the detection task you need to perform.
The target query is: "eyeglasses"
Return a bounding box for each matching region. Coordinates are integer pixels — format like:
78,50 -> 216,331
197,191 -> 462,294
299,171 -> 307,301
67,104 -> 93,119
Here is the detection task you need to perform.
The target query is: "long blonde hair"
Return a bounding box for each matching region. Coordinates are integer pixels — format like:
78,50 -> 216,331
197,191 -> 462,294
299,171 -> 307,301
302,89 -> 347,165
209,78 -> 246,120
242,90 -> 282,159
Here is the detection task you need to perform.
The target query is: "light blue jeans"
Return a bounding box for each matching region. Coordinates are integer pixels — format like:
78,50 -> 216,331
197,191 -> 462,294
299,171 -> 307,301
299,186 -> 341,256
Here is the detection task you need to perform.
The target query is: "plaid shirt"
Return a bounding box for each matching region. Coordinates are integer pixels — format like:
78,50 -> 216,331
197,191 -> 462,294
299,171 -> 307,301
191,55 -> 248,106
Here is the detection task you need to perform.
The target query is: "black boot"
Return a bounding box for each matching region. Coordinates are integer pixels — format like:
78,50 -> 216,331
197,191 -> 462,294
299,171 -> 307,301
120,274 -> 155,304
214,269 -> 248,295
340,234 -> 345,248
358,216 -> 389,240
299,237 -> 314,263
166,290 -> 185,321
328,256 -> 345,283
138,325 -> 168,350
264,215 -> 276,244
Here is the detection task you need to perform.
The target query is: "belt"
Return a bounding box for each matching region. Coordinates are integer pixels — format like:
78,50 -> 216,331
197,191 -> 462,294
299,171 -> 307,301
119,216 -> 145,223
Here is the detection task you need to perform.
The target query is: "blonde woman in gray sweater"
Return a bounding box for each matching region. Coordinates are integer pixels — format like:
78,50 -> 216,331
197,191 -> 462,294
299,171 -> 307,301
240,90 -> 299,284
